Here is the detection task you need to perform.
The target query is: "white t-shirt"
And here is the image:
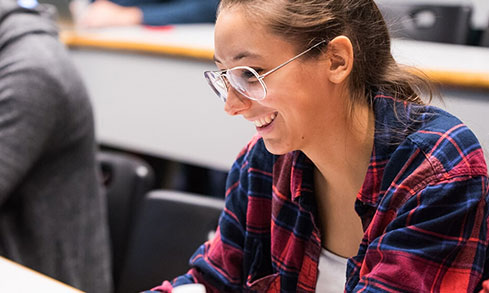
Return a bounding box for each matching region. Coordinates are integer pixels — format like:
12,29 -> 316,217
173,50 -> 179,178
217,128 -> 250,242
316,248 -> 349,292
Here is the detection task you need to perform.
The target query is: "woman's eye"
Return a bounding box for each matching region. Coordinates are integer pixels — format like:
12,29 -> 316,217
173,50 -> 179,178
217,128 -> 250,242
242,70 -> 257,80
241,68 -> 263,82
252,68 -> 263,74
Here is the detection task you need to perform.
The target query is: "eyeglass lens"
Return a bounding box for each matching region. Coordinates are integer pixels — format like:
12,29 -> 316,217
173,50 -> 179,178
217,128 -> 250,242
204,67 -> 266,102
204,71 -> 228,102
226,68 -> 266,100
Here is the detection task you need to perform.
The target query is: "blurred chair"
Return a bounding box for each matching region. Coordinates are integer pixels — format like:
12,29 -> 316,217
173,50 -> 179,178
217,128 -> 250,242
98,150 -> 155,291
481,24 -> 489,47
377,2 -> 472,44
117,189 -> 224,293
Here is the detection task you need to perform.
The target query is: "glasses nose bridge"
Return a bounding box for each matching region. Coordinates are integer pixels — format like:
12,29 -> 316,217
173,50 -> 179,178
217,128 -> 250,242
214,71 -> 232,94
220,72 -> 231,89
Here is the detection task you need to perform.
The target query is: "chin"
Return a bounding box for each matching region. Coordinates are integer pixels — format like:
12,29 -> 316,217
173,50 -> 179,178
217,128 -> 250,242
263,138 -> 293,155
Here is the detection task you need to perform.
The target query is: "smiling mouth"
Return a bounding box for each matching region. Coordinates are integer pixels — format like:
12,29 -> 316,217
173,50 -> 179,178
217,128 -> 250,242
253,112 -> 277,128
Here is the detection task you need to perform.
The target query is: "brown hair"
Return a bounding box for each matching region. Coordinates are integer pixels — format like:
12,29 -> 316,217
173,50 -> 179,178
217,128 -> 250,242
218,0 -> 433,109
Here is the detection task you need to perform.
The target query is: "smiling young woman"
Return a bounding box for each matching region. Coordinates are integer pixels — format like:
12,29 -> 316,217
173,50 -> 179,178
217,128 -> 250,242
146,0 -> 489,292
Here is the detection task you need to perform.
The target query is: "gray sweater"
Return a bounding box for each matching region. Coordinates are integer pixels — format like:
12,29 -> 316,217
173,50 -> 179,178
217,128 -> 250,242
0,1 -> 112,292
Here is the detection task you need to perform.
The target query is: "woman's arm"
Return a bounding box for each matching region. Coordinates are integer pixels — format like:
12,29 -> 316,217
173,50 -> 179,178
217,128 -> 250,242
137,0 -> 219,26
80,0 -> 219,27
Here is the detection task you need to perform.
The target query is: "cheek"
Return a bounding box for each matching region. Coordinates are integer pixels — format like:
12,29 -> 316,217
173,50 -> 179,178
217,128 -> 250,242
262,78 -> 306,107
262,84 -> 316,129
261,71 -> 327,124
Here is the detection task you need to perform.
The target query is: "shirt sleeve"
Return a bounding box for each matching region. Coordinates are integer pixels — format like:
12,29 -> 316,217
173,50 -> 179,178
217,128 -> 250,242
0,63 -> 58,207
351,174 -> 489,292
148,140 -> 257,292
138,0 -> 219,26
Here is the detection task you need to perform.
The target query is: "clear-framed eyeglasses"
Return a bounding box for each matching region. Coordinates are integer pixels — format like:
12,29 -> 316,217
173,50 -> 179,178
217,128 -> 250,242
204,40 -> 328,102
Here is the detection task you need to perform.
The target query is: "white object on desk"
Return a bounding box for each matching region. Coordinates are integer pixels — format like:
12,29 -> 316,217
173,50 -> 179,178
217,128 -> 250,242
0,256 -> 83,292
172,284 -> 206,293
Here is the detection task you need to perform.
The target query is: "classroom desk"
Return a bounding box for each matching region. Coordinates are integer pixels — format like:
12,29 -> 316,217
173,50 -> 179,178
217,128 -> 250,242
0,256 -> 84,292
61,24 -> 489,170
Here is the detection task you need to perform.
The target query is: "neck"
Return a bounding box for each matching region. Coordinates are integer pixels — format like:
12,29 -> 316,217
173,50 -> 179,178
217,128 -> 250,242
304,100 -> 375,196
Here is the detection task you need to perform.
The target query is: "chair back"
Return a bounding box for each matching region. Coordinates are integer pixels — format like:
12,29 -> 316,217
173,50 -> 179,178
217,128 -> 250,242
117,190 -> 224,293
98,150 -> 155,291
377,2 -> 472,44
481,24 -> 489,47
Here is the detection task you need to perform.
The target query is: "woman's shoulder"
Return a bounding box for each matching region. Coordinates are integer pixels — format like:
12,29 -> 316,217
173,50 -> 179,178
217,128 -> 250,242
405,105 -> 487,178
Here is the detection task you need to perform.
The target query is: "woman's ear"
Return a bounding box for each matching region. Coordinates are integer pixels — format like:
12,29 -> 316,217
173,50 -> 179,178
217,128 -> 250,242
326,36 -> 354,84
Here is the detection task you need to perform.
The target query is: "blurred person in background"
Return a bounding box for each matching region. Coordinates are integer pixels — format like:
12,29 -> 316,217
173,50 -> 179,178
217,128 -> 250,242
79,0 -> 219,28
0,0 -> 112,291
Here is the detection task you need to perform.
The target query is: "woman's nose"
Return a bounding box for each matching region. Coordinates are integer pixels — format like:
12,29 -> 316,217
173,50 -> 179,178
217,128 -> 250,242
224,87 -> 252,116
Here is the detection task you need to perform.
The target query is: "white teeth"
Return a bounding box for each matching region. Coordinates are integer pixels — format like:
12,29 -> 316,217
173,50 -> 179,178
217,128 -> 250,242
253,113 -> 277,128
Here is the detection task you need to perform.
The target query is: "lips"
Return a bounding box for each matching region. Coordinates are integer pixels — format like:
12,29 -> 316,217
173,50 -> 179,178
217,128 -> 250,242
253,112 -> 277,128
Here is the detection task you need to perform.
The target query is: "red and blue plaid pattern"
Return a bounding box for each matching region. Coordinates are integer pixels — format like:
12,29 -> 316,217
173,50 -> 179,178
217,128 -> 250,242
149,94 -> 489,292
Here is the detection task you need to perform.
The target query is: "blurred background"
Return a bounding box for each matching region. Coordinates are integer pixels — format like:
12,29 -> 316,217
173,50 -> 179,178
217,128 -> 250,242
6,0 -> 489,292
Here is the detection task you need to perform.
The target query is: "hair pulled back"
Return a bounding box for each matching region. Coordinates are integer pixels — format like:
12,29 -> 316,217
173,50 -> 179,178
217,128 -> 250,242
218,0 -> 432,107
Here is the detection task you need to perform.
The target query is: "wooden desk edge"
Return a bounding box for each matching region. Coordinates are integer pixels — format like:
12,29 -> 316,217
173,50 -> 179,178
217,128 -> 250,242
61,31 -> 214,60
0,256 -> 84,292
61,32 -> 489,89
417,69 -> 489,89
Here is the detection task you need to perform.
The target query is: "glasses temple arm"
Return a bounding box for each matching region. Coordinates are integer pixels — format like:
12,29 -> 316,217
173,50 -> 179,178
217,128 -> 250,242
259,40 -> 327,79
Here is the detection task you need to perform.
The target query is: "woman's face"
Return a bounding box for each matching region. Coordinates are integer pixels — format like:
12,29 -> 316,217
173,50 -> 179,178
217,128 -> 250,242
214,7 -> 343,155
